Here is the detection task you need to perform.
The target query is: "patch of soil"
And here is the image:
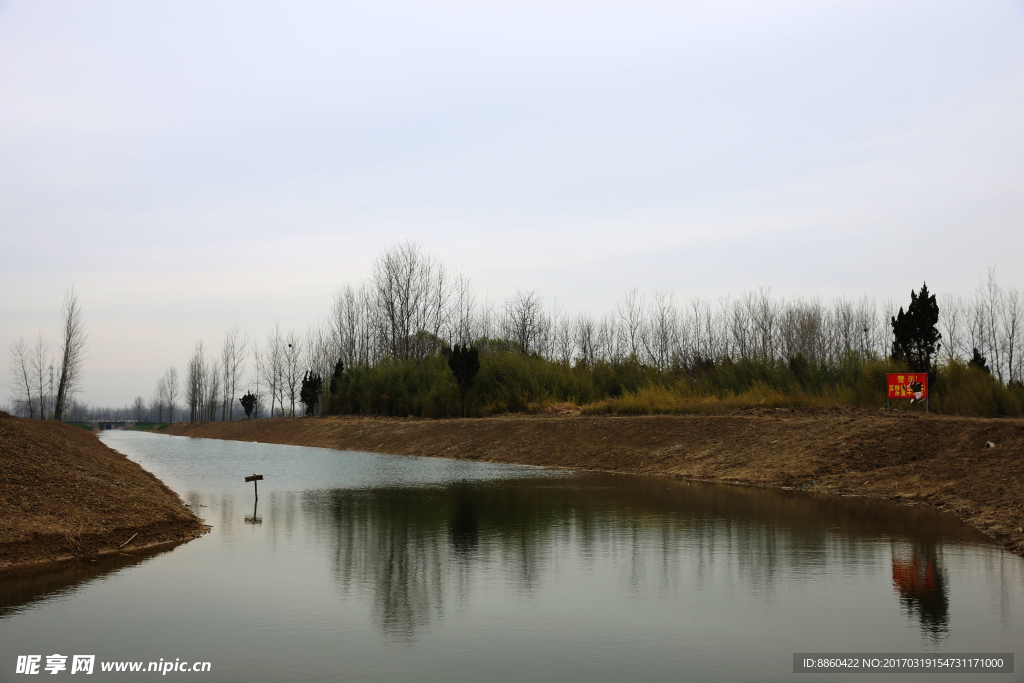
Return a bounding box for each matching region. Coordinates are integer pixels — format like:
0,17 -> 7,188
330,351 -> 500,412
0,412 -> 209,570
165,408 -> 1024,556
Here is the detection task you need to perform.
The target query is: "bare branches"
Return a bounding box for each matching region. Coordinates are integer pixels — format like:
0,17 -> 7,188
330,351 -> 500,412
159,243 -> 1024,422
7,337 -> 34,418
165,367 -> 178,423
131,396 -> 146,422
371,242 -> 452,361
153,377 -> 168,422
503,288 -> 542,355
284,331 -> 302,417
332,284 -> 371,369
30,334 -> 50,419
1001,288 -> 1022,384
54,287 -> 87,422
261,324 -> 285,417
186,341 -> 207,422
221,326 -> 247,421
616,287 -> 646,361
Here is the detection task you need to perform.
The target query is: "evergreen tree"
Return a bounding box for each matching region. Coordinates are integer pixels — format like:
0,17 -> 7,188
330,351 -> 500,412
891,282 -> 941,386
300,370 -> 323,416
969,348 -> 990,375
447,344 -> 480,418
328,360 -> 344,394
239,391 -> 257,419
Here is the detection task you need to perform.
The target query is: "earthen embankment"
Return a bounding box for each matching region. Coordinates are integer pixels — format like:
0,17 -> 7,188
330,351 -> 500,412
1,412 -> 208,569
164,409 -> 1024,556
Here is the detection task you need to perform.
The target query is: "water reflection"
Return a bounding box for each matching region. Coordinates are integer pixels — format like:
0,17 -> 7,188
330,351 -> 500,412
245,499 -> 263,525
4,430 -> 1023,683
892,543 -> 949,642
448,486 -> 479,555
0,547 -> 171,619
298,476 -> 990,641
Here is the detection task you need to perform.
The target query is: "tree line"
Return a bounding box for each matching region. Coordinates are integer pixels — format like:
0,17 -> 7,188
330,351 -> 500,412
7,247 -> 1022,421
5,287 -> 87,421
153,244 -> 1022,421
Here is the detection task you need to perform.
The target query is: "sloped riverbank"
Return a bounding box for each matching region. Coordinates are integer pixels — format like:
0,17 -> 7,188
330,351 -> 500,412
0,412 -> 208,569
165,408 -> 1024,556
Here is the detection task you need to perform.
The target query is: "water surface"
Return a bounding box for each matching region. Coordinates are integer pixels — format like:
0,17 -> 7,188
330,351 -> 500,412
1,431 -> 1021,682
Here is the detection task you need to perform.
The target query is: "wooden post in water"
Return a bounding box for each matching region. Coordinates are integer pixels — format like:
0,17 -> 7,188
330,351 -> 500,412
245,474 -> 264,501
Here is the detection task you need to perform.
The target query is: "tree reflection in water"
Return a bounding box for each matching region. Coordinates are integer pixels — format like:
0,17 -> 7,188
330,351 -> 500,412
298,474 -> 987,643
448,485 -> 479,556
892,543 -> 949,643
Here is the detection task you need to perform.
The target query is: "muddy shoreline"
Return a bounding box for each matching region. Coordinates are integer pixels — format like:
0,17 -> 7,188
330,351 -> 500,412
164,408 -> 1024,557
0,413 -> 209,570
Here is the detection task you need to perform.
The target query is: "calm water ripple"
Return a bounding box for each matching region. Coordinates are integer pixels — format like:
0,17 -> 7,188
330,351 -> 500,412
1,431 -> 1022,682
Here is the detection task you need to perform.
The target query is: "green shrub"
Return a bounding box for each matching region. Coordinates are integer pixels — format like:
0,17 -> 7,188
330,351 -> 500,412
324,348 -> 1022,418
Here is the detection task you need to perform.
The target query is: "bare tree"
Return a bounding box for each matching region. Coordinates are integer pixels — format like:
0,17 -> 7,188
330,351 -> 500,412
449,270 -> 477,347
153,377 -> 168,423
504,288 -> 542,355
30,334 -> 50,419
220,326 -> 247,421
978,268 -> 1004,381
54,287 -> 87,422
1001,287 -> 1022,383
575,313 -> 596,367
6,337 -> 34,418
205,359 -> 221,421
478,295 -> 497,343
186,341 -> 207,422
370,242 -> 452,361
331,284 -> 373,369
728,294 -> 751,360
131,396 -> 146,422
617,288 -> 646,360
831,297 -> 857,359
645,289 -> 677,370
284,331 -> 302,417
305,320 -> 338,412
596,314 -> 619,364
939,295 -> 965,363
252,344 -> 263,418
552,306 -> 574,367
262,325 -> 285,417
165,367 -> 179,423
751,285 -> 780,360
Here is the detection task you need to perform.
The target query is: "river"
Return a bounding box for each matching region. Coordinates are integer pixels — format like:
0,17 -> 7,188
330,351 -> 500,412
1,431 -> 1021,681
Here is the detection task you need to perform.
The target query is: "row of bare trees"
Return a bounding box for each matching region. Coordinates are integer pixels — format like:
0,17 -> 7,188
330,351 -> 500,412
5,288 -> 88,420
293,244 -> 897,374
163,245 -> 1022,422
293,244 -> 895,374
939,268 -> 1023,384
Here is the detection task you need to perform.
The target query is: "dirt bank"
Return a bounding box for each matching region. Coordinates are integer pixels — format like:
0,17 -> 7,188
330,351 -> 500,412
0,412 -> 209,569
163,409 -> 1024,556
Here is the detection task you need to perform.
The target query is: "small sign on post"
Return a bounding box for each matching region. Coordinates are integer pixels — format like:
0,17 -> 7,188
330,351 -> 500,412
886,373 -> 929,415
245,473 -> 264,500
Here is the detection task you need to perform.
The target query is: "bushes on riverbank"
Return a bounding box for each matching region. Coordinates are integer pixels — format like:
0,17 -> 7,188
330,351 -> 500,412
323,349 -> 1024,419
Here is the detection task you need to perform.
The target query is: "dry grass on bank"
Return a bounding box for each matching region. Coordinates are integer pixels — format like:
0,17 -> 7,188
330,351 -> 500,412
0,412 -> 208,569
581,383 -> 842,415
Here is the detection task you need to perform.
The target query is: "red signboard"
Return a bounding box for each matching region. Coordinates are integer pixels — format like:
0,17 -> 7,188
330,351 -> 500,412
887,373 -> 928,400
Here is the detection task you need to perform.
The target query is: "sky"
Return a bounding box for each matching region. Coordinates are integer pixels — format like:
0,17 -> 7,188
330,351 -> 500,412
1,0 -> 1023,408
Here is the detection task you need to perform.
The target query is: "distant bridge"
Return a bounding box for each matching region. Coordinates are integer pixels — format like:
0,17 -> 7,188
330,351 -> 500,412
89,419 -> 137,431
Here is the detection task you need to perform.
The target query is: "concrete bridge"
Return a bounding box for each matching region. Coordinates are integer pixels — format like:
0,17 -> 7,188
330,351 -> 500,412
90,419 -> 137,431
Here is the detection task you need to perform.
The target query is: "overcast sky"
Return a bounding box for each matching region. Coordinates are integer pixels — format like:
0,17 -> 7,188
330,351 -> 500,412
2,0 -> 1022,408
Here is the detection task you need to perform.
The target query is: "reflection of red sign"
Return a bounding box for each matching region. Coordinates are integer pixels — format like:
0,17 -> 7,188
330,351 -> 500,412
892,557 -> 937,596
887,373 -> 928,400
